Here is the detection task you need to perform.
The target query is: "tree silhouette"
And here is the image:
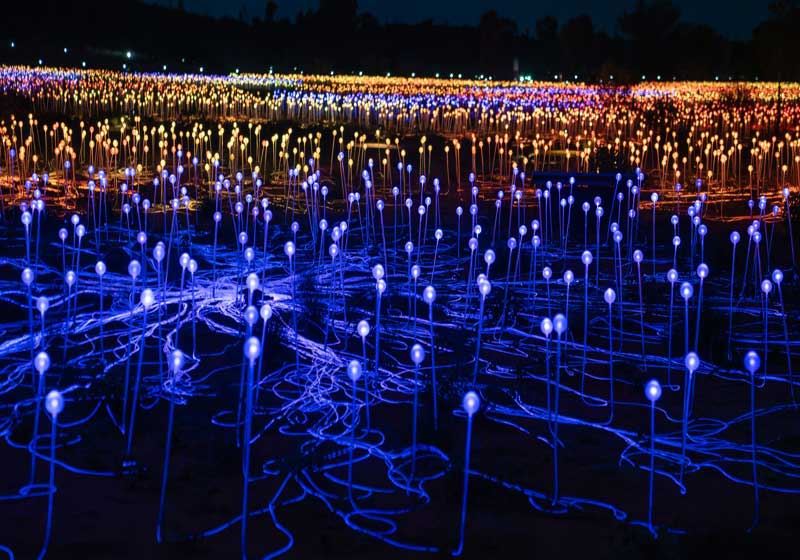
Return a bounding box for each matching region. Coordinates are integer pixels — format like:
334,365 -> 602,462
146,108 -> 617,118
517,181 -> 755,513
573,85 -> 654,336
619,0 -> 681,76
752,1 -> 800,79
0,0 -> 789,80
265,0 -> 278,23
479,11 -> 518,75
536,16 -> 558,42
559,15 -> 594,76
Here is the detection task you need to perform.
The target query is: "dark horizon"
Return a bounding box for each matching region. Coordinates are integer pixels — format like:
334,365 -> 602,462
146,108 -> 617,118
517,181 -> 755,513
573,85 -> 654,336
146,0 -> 770,40
2,0 -> 798,81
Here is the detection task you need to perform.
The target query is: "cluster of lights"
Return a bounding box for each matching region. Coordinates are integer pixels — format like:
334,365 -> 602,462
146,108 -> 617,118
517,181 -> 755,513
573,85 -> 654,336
0,58 -> 796,560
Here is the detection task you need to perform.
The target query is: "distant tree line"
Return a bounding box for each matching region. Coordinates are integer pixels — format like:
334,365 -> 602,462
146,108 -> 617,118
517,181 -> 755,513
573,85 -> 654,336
1,0 -> 798,82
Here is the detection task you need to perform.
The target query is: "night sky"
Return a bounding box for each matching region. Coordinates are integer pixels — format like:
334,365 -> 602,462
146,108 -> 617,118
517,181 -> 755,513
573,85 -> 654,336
147,0 -> 771,39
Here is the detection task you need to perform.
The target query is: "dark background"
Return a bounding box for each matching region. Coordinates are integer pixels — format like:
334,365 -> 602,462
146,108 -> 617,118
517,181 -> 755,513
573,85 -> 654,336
1,0 -> 800,81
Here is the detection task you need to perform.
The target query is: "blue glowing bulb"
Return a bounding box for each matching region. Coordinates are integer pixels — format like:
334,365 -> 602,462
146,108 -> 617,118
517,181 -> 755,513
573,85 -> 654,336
553,313 -> 567,335
744,351 -> 760,374
685,352 -> 700,373
411,343 -> 425,365
247,273 -> 259,293
141,288 -> 155,309
462,391 -> 480,416
45,390 -> 64,418
540,317 -> 553,337
170,350 -> 185,373
478,278 -> 492,297
645,379 -> 662,402
244,336 -> 261,362
36,296 -> 49,316
244,306 -> 259,326
34,351 -> 50,374
347,359 -> 362,381
153,243 -> 165,262
667,269 -> 678,283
